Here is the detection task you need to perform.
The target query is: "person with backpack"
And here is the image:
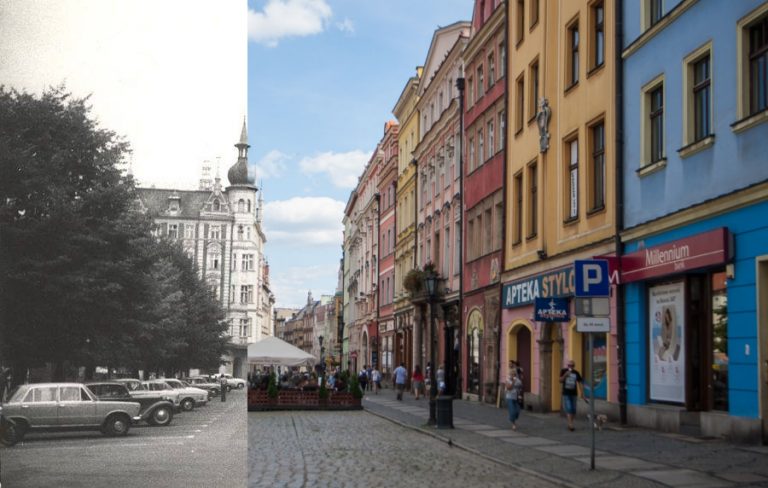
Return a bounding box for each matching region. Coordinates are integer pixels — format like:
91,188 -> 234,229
393,362 -> 408,401
560,359 -> 583,431
358,366 -> 369,393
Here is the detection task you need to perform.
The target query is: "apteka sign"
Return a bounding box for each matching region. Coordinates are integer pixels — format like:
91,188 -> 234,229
534,297 -> 570,322
503,266 -> 575,308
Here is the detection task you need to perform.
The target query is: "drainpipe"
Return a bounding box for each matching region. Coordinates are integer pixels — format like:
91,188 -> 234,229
456,76 -> 465,398
495,0 -> 511,405
614,0 -> 627,426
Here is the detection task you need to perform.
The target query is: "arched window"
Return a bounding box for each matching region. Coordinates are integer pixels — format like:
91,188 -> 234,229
238,199 -> 245,212
237,225 -> 244,240
467,309 -> 484,395
213,199 -> 220,211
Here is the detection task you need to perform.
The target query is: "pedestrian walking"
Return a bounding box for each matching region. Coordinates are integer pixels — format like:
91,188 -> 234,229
366,365 -> 373,391
411,365 -> 424,400
559,359 -> 583,431
436,364 -> 446,395
358,366 -> 369,393
393,362 -> 408,401
505,368 -> 524,430
371,367 -> 382,394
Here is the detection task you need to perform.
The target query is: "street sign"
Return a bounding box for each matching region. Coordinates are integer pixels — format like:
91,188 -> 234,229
576,317 -> 611,333
574,259 -> 610,297
574,297 -> 610,316
534,297 -> 570,322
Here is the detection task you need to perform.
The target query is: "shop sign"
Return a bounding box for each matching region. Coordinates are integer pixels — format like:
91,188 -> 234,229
503,266 -> 575,308
622,228 -> 730,283
534,297 -> 570,322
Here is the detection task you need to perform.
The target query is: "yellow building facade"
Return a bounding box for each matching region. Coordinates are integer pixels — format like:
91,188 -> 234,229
501,0 -> 619,415
392,68 -> 421,373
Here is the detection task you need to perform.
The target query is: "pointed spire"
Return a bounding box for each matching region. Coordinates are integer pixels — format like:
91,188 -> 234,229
239,116 -> 248,145
228,116 -> 254,186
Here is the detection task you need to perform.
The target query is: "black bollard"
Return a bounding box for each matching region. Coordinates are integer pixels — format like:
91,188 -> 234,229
220,377 -> 227,402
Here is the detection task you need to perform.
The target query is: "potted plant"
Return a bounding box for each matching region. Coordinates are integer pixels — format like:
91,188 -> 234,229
348,374 -> 363,400
318,376 -> 329,405
403,268 -> 425,295
267,372 -> 278,403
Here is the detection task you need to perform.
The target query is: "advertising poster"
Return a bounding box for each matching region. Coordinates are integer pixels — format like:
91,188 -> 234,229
649,282 -> 685,403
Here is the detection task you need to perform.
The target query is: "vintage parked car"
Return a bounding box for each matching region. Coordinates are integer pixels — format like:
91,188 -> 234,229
0,383 -> 141,444
211,374 -> 247,390
86,382 -> 174,426
113,378 -> 142,391
127,381 -> 182,411
182,377 -> 221,397
161,379 -> 209,411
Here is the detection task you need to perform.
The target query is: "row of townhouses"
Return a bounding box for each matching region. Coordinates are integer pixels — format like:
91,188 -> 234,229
138,122 -> 274,379
339,0 -> 768,443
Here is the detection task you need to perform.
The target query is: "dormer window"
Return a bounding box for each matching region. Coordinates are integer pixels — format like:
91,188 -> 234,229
213,199 -> 220,211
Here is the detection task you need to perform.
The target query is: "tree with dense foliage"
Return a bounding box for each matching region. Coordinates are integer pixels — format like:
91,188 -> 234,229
0,86 -> 228,382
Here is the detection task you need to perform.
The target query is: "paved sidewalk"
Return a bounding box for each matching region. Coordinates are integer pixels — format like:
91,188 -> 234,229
363,389 -> 768,488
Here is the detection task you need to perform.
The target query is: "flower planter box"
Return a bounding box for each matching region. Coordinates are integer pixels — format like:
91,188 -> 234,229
248,389 -> 362,411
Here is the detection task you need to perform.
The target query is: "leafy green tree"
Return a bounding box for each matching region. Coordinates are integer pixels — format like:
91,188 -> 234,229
0,86 -> 142,380
0,86 -> 228,381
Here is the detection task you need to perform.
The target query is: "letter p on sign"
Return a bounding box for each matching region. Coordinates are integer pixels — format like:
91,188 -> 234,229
574,260 -> 610,297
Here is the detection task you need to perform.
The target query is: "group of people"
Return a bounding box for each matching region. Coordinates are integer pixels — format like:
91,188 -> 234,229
356,365 -> 382,394
505,358 -> 585,432
390,362 -> 447,401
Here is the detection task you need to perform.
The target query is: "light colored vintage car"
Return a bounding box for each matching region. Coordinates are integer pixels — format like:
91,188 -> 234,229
1,382 -> 141,443
212,373 -> 247,390
162,379 -> 209,411
128,381 -> 183,411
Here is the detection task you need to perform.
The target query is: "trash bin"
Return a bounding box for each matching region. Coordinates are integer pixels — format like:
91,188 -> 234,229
436,395 -> 454,429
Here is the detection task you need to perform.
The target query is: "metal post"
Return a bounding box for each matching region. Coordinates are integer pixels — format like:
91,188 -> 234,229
589,332 -> 596,470
428,299 -> 437,426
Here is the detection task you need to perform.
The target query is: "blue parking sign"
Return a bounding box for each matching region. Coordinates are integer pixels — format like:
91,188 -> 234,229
574,259 -> 610,297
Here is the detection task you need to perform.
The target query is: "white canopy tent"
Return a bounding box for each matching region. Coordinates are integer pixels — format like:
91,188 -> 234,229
247,336 -> 317,368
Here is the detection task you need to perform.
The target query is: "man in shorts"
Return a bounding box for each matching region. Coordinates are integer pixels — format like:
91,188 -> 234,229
559,359 -> 583,431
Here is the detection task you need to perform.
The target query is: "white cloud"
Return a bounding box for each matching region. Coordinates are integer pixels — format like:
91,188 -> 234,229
254,149 -> 289,179
0,0 -> 247,191
248,0 -> 332,47
263,197 -> 344,245
270,263 -> 338,308
336,18 -> 355,34
299,150 -> 371,188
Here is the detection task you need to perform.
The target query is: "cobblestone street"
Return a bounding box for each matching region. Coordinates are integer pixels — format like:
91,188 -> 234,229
248,411 -> 560,488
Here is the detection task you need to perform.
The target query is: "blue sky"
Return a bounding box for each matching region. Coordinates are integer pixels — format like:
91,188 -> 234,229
249,0 -> 472,308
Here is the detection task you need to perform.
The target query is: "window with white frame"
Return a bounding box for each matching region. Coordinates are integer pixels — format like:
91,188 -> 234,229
242,254 -> 254,271
239,318 -> 251,337
208,252 -> 220,270
478,128 -> 484,163
240,285 -> 253,304
683,45 -> 712,146
184,224 -> 195,239
209,225 -> 221,240
567,138 -> 579,219
487,120 -> 495,157
168,223 -> 178,239
590,122 -> 605,211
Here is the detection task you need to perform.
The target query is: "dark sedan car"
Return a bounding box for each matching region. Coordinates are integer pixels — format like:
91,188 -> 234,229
86,382 -> 174,426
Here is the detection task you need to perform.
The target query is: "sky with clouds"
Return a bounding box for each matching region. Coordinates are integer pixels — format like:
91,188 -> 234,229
0,0 -> 247,191
249,0 -> 472,308
0,0 -> 473,310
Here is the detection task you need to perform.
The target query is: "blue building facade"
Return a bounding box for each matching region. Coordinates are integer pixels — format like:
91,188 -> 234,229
621,0 -> 768,443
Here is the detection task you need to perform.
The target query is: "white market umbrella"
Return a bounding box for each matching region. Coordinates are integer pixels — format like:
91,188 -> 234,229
247,336 -> 317,368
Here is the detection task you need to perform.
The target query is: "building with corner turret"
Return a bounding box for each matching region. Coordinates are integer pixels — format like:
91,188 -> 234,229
137,121 -> 273,379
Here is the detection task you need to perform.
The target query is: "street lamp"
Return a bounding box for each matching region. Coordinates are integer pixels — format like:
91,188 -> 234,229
425,271 -> 438,426
319,335 -> 325,373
